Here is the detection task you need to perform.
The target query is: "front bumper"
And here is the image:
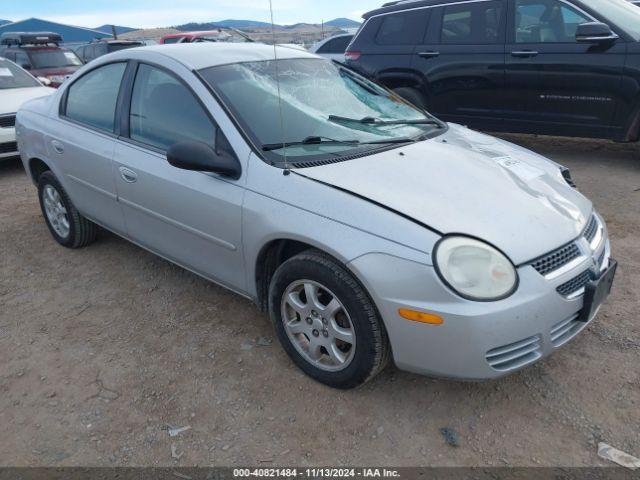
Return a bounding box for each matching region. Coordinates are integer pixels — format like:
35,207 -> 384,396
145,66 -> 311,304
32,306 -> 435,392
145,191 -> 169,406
348,219 -> 612,380
0,125 -> 18,159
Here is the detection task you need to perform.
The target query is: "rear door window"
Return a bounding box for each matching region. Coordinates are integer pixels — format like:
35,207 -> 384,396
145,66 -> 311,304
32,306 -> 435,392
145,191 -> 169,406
128,64 -> 216,151
376,11 -> 427,45
65,62 -> 127,132
441,1 -> 505,44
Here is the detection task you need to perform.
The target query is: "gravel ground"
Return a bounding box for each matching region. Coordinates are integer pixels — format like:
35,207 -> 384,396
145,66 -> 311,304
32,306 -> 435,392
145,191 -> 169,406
0,134 -> 638,467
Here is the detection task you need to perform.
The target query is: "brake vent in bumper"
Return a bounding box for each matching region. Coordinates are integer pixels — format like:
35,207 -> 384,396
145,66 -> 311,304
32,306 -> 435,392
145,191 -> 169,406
551,314 -> 585,348
531,243 -> 581,276
486,335 -> 542,372
557,270 -> 591,298
0,141 -> 18,154
0,115 -> 16,128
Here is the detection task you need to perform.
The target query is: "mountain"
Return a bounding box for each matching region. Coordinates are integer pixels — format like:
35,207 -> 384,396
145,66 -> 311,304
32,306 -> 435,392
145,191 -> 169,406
95,24 -> 138,35
0,19 -> 11,26
186,19 -> 276,30
218,19 -> 276,28
324,18 -> 361,28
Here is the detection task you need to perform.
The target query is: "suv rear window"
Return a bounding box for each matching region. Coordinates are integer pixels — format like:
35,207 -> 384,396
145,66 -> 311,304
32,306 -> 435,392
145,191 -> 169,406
318,36 -> 353,54
376,11 -> 428,45
29,50 -> 83,69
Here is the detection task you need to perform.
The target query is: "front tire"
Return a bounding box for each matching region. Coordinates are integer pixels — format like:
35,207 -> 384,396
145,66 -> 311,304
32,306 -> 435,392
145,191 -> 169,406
268,250 -> 390,389
38,171 -> 97,249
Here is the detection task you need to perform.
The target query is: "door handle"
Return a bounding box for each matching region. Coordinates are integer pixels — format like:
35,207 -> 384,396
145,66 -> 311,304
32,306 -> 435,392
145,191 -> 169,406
119,167 -> 138,184
511,50 -> 539,58
418,51 -> 440,59
51,140 -> 64,154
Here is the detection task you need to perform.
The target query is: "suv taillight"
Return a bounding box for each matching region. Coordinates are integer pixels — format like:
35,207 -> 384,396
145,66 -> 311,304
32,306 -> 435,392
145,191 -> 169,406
345,51 -> 361,61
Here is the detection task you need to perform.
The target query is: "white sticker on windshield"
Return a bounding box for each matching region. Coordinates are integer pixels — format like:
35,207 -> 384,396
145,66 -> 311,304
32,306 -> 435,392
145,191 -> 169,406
0,68 -> 14,77
493,156 -> 544,181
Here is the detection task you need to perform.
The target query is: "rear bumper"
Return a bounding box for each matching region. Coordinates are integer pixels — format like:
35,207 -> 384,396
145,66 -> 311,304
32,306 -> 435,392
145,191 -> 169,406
0,127 -> 18,159
348,232 -> 612,380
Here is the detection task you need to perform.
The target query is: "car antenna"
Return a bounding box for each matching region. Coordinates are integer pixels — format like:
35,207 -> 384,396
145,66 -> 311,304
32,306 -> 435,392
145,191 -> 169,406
269,0 -> 291,176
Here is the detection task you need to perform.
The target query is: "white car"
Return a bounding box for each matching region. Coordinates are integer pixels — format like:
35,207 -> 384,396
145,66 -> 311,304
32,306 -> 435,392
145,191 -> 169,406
309,34 -> 353,62
0,58 -> 54,160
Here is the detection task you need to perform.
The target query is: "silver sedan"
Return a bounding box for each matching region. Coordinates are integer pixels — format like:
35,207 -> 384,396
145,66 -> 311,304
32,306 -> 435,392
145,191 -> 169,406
16,43 -> 617,389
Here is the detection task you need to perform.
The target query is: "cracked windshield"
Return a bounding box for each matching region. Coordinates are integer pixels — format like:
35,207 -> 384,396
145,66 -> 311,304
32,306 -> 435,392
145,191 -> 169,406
199,58 -> 442,162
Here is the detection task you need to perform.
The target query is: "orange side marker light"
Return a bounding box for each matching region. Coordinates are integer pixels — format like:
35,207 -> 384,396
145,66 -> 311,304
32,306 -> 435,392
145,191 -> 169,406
398,309 -> 444,325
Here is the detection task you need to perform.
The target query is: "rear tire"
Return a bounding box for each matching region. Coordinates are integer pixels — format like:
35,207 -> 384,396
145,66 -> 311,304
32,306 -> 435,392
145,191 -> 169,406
38,171 -> 97,249
393,87 -> 427,110
268,249 -> 390,389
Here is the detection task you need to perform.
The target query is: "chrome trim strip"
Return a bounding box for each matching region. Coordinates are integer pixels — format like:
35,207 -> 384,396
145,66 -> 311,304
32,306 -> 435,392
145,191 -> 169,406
567,287 -> 586,300
360,0 -> 599,35
544,254 -> 589,281
589,217 -> 604,251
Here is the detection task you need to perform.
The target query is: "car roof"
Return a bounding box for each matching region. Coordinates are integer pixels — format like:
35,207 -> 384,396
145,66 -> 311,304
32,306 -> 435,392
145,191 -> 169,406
115,42 -> 318,70
363,0 -> 451,19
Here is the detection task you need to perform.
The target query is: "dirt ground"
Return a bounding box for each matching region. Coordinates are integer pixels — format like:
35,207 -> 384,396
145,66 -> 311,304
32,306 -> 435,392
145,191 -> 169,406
0,134 -> 638,468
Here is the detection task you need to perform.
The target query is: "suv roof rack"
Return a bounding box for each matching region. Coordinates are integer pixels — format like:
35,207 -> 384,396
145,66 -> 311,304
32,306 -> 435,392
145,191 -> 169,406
0,32 -> 63,46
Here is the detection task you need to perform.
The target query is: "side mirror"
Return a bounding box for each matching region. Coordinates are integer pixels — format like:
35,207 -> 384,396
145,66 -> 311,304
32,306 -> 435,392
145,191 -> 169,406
21,64 -> 31,70
37,76 -> 51,86
576,22 -> 619,44
167,141 -> 241,179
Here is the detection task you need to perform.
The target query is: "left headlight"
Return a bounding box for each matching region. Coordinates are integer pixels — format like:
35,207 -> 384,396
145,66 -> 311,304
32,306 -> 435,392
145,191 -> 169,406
434,236 -> 518,301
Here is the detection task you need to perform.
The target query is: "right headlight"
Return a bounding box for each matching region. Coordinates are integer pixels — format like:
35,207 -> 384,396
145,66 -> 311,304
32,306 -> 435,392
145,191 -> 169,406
434,236 -> 518,301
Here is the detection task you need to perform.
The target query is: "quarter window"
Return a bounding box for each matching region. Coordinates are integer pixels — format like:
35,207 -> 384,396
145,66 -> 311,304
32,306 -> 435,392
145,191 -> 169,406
65,62 -> 126,132
376,11 -> 427,45
515,0 -> 591,43
129,64 -> 216,151
441,2 -> 504,44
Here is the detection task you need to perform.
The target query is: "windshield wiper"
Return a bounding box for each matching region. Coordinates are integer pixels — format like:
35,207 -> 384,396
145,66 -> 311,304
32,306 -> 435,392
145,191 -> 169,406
329,115 -> 441,127
262,135 -> 415,152
262,136 -> 360,151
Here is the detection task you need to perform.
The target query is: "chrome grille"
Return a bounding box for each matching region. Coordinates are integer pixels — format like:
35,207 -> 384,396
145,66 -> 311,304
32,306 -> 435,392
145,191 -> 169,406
557,270 -> 592,298
529,213 -> 603,278
531,243 -> 581,276
486,335 -> 542,372
0,141 -> 18,154
550,314 -> 586,347
583,215 -> 598,243
598,248 -> 606,269
0,115 -> 16,128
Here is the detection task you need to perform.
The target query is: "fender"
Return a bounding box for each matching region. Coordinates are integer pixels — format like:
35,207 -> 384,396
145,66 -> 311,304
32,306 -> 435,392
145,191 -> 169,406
623,94 -> 640,142
376,69 -> 426,92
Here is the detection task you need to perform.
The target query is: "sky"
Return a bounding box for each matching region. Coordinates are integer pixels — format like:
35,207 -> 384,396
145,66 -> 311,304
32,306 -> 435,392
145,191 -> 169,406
1,0 -> 383,29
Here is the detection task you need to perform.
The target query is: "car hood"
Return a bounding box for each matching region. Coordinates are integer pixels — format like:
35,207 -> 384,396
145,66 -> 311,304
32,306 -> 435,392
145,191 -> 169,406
298,124 -> 592,264
0,86 -> 55,114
